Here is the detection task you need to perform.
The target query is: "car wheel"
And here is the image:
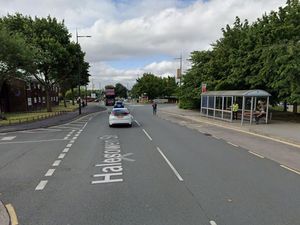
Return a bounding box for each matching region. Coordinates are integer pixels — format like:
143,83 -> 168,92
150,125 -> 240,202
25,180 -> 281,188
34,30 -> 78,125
128,123 -> 132,127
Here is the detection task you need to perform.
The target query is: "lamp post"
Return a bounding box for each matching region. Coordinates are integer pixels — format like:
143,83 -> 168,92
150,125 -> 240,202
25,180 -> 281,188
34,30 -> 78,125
76,29 -> 91,115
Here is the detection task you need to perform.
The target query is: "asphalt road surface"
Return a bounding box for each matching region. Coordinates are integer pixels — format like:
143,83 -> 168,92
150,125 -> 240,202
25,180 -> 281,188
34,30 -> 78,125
0,104 -> 299,225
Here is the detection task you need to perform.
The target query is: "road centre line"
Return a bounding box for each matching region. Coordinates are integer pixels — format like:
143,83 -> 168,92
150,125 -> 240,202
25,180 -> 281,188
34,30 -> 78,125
52,160 -> 61,166
248,151 -> 265,158
58,153 -> 66,159
134,120 -> 141,126
142,129 -> 152,141
35,180 -> 48,191
45,169 -> 55,177
5,204 -> 19,225
0,139 -> 68,145
280,165 -> 300,175
227,142 -> 239,147
63,148 -> 69,153
156,147 -> 183,181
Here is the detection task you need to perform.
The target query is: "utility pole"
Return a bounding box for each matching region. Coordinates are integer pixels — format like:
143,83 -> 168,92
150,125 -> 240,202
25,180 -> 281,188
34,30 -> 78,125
76,28 -> 91,115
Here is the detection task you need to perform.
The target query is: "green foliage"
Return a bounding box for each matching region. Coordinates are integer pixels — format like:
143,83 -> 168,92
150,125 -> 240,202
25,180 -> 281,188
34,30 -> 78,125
115,83 -> 128,98
131,73 -> 177,100
178,1 -> 300,110
0,13 -> 90,112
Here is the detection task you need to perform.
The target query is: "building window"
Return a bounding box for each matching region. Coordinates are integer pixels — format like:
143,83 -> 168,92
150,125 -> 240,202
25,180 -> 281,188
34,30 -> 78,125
38,97 -> 41,103
27,98 -> 32,106
34,97 -> 37,104
42,97 -> 46,103
26,83 -> 31,90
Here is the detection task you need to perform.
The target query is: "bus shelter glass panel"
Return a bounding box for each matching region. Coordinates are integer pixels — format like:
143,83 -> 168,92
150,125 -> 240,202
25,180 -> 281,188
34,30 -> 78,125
208,96 -> 215,116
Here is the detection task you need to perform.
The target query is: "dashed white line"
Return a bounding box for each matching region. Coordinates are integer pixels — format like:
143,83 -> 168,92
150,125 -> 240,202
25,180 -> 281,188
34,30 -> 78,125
75,134 -> 80,137
280,165 -> 300,175
66,143 -> 72,148
52,160 -> 61,167
63,137 -> 69,140
142,129 -> 152,141
227,142 -> 239,147
248,151 -> 265,158
63,148 -> 69,153
156,147 -> 183,181
210,221 -> 217,225
72,137 -> 77,140
35,180 -> 48,191
1,136 -> 16,141
45,169 -> 55,177
0,139 -> 68,144
58,153 -> 66,159
69,140 -> 75,143
134,120 -> 141,126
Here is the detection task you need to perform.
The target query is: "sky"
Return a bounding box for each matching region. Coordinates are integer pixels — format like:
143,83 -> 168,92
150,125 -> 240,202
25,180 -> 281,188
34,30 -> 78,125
0,0 -> 287,89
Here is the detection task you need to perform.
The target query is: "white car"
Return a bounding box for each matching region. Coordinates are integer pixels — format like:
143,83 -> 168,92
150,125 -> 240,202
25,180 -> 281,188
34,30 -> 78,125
109,108 -> 133,127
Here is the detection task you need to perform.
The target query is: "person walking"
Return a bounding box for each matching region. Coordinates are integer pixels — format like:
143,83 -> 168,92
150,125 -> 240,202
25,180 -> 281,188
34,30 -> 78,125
152,101 -> 157,115
232,102 -> 239,120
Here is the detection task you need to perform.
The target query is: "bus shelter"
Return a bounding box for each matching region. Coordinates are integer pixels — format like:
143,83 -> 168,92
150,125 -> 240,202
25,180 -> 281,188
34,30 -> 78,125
200,90 -> 271,125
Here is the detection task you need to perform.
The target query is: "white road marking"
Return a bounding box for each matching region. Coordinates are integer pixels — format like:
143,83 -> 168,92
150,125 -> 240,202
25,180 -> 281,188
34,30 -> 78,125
0,133 -> 7,135
82,122 -> 88,129
69,140 -> 75,143
52,160 -> 61,167
227,142 -> 239,147
63,148 -> 69,153
156,147 -> 183,181
66,143 -> 72,148
142,129 -> 152,141
212,136 -> 220,140
63,137 -> 69,140
280,165 -> 300,175
0,139 -> 68,145
58,153 -> 66,159
35,180 -> 48,191
72,137 -> 77,140
210,221 -> 217,225
75,133 -> 80,137
134,120 -> 141,126
95,163 -> 122,167
248,151 -> 265,158
1,136 -> 16,141
45,169 -> 55,177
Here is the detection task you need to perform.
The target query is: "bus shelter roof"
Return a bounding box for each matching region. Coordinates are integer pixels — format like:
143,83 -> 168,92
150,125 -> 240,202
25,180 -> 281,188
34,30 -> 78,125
201,89 -> 271,97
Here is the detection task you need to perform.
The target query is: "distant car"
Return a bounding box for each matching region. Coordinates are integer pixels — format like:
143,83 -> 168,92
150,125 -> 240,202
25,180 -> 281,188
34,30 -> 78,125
114,101 -> 125,108
109,108 -> 133,127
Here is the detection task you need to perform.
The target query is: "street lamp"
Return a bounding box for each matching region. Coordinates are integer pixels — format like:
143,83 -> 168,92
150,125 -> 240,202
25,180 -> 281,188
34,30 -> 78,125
76,28 -> 91,115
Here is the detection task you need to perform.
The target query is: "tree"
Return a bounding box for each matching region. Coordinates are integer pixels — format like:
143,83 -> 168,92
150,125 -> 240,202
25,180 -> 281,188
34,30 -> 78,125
178,1 -> 300,111
115,83 -> 128,99
0,24 -> 37,115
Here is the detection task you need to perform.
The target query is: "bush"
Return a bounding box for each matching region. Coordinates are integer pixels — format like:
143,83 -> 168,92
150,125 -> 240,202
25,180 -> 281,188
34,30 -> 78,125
178,98 -> 200,109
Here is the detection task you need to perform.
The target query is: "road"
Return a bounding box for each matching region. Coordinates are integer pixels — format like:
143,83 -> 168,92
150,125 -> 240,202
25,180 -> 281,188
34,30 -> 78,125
0,104 -> 300,225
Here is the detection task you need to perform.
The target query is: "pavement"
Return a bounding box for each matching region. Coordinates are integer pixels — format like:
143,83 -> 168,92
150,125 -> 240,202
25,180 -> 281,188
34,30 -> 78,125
0,102 -> 106,133
0,103 -> 299,225
159,104 -> 300,146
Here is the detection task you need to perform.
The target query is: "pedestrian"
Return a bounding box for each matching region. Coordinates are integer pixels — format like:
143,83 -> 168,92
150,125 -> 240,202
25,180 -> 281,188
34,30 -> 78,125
255,100 -> 266,124
232,102 -> 239,120
152,101 -> 157,115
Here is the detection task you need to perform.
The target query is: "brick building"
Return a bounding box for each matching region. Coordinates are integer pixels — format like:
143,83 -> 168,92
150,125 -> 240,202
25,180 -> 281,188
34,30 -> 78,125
0,78 -> 59,113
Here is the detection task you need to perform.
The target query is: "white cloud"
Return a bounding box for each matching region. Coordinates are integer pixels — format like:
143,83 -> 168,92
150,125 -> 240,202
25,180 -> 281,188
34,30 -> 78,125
89,60 -> 183,89
0,0 -> 287,86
